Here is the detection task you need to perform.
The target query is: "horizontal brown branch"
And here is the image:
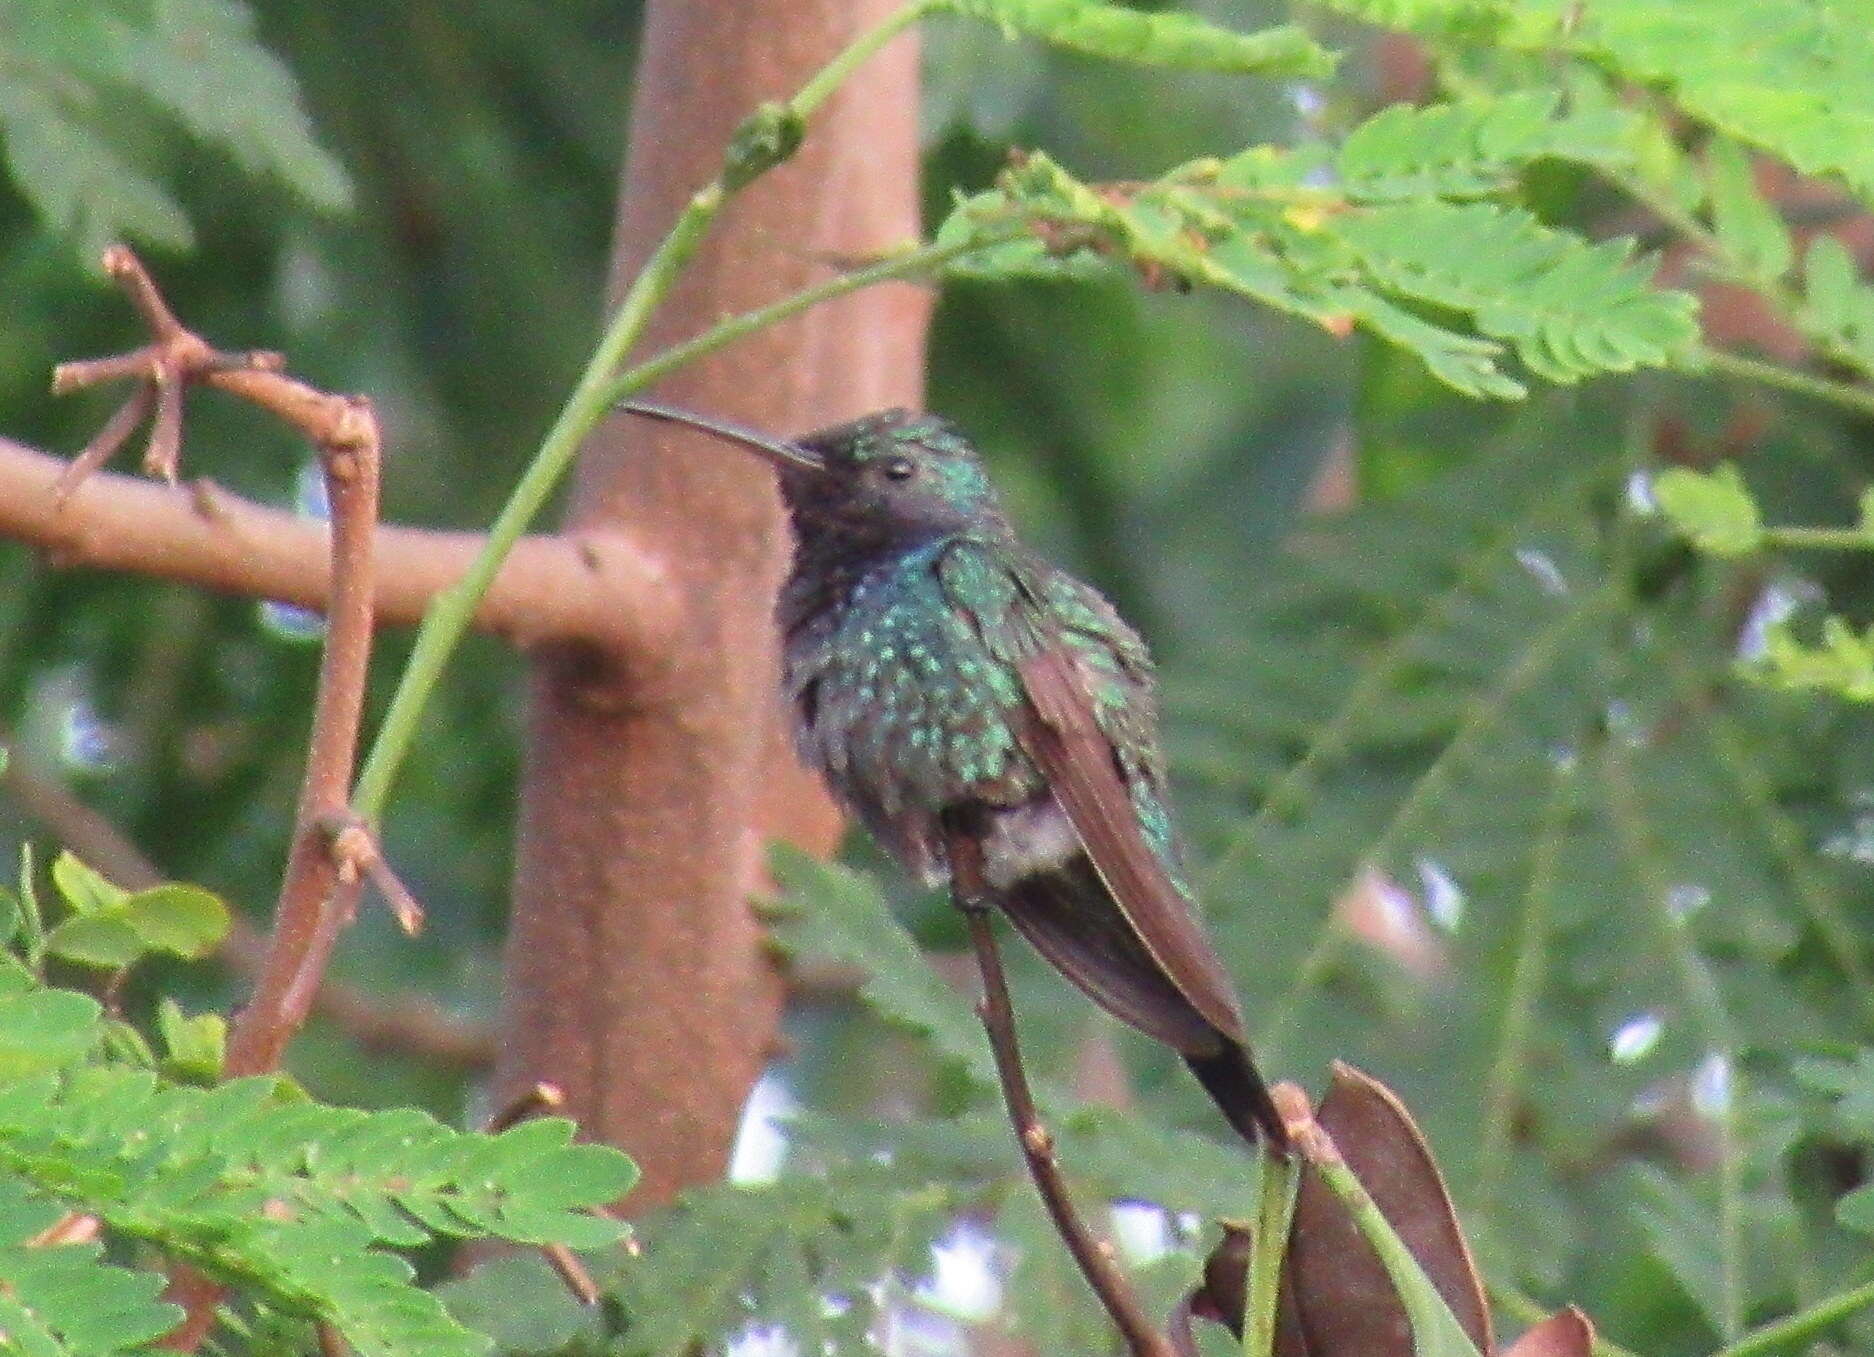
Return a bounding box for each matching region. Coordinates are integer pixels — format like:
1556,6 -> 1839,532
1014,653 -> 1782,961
0,434 -> 677,655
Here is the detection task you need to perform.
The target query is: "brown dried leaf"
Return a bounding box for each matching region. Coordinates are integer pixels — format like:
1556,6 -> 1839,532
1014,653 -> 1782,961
1283,1062 -> 1493,1357
1498,1308 -> 1595,1357
1171,1221 -> 1316,1357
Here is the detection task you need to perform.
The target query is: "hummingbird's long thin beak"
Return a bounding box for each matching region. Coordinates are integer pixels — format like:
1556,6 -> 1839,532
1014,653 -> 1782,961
619,401 -> 825,471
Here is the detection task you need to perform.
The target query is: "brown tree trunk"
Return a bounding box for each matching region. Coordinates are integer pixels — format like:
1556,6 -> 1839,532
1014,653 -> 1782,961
497,0 -> 929,1206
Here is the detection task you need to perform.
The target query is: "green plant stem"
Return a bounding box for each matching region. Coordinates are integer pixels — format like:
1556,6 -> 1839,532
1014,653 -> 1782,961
349,183 -> 719,820
1709,1277 -> 1874,1357
591,235 -> 1003,413
1305,1137 -> 1482,1357
347,0 -> 934,823
1242,1155 -> 1298,1357
1599,742 -> 1744,1340
1762,525 -> 1874,551
790,0 -> 935,116
1477,756 -> 1577,1214
1699,349 -> 1874,421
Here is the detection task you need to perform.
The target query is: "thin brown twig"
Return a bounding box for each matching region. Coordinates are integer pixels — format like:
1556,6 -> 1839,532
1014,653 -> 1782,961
145,370 -> 185,483
52,247 -> 394,1351
324,815 -> 426,936
479,1082 -> 603,1306
947,832 -> 1171,1357
51,248 -> 283,495
105,243 -> 188,337
541,1244 -> 604,1307
487,1081 -> 568,1133
219,396 -> 379,1080
55,385 -> 153,504
25,1213 -> 101,1248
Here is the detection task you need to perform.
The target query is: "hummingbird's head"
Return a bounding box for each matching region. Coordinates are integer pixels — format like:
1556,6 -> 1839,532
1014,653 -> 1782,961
787,408 -> 1006,545
619,402 -> 1009,554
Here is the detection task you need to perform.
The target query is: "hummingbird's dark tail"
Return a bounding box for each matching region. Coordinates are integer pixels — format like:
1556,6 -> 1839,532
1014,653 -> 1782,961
1185,1040 -> 1289,1155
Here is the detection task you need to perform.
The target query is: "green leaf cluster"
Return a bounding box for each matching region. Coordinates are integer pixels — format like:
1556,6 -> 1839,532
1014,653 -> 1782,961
36,852 -> 229,970
0,861 -> 635,1357
0,0 -> 349,259
1313,0 -> 1874,208
938,92 -> 1698,398
1652,466 -> 1763,558
933,0 -> 1335,77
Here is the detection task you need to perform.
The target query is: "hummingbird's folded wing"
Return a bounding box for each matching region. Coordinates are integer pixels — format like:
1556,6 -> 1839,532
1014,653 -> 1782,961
1013,643 -> 1249,1046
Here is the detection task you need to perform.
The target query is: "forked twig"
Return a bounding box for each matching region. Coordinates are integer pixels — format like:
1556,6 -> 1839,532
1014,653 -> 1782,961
52,246 -> 286,492
947,832 -> 1172,1357
324,814 -> 427,936
58,247 -> 391,1352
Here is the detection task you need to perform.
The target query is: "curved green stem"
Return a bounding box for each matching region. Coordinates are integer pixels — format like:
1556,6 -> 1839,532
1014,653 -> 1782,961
347,1 -> 934,822
1699,349 -> 1874,421
791,0 -> 937,117
593,234 -> 1007,413
1477,756 -> 1578,1215
1709,1277 -> 1874,1357
1762,524 -> 1874,551
1242,1155 -> 1299,1357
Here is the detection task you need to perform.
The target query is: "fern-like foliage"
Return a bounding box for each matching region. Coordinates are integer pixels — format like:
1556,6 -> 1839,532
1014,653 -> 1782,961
1313,0 -> 1874,206
610,1166 -> 958,1357
0,859 -> 635,1357
0,0 -> 350,257
932,0 -> 1334,76
0,1058 -> 634,1356
938,90 -> 1699,397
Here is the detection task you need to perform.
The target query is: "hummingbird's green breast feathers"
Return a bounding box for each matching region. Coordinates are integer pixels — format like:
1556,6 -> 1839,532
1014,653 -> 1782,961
620,398 -> 1284,1146
784,536 -> 1038,880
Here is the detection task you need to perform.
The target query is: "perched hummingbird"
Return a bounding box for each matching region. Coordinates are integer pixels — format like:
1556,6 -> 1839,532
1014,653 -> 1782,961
624,401 -> 1285,1151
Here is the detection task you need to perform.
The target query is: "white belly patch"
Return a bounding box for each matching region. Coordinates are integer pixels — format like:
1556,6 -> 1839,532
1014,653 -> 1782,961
981,797 -> 1083,890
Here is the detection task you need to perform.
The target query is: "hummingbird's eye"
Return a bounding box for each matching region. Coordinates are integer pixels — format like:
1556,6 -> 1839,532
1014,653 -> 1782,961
881,457 -> 916,481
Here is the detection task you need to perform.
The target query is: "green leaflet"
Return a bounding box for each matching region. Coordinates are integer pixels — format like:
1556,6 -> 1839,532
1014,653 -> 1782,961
938,145 -> 1698,398
933,0 -> 1336,77
38,853 -> 231,970
1314,0 -> 1874,206
1652,466 -> 1764,558
0,1014 -> 636,1357
1801,235 -> 1874,377
0,0 -> 349,258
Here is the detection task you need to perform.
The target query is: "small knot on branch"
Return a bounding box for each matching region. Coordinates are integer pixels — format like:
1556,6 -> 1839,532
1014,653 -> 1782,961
320,813 -> 425,936
486,1081 -> 568,1134
1272,1081 -> 1334,1164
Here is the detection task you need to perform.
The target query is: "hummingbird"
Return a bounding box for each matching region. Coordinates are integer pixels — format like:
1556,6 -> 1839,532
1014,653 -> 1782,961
623,401 -> 1285,1151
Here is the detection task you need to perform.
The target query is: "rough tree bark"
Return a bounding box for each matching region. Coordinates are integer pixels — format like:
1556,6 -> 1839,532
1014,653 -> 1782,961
498,0 -> 929,1204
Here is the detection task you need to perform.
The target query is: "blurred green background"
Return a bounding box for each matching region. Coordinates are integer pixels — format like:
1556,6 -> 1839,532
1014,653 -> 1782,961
7,2 -> 1874,1353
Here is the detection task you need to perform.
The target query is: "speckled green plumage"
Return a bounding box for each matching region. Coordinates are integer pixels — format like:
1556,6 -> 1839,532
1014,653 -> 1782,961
629,401 -> 1284,1147
784,532 -> 1178,889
